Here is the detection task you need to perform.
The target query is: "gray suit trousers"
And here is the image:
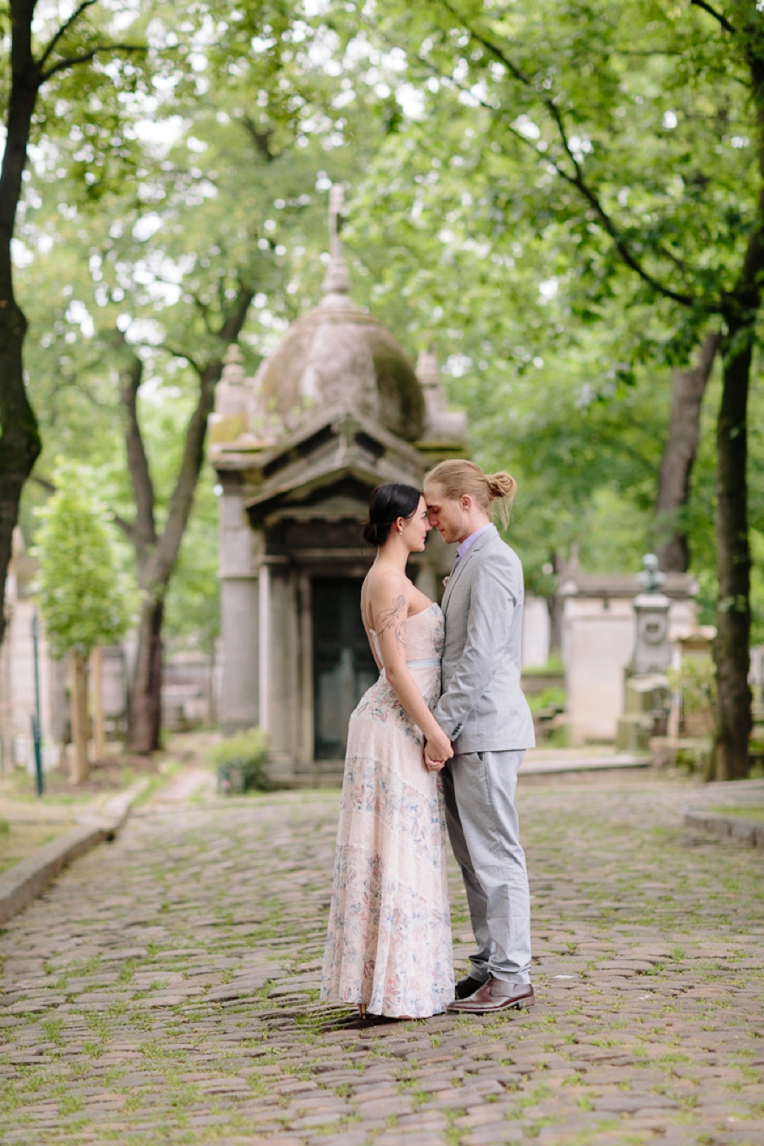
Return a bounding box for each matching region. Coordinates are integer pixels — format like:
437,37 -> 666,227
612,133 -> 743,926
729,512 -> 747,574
442,750 -> 531,985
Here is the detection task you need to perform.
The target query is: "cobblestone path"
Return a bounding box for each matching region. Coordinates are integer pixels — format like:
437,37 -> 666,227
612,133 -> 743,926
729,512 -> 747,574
1,771 -> 762,1146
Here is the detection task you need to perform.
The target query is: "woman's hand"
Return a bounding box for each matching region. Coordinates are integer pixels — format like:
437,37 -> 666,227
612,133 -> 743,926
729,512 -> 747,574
424,726 -> 453,772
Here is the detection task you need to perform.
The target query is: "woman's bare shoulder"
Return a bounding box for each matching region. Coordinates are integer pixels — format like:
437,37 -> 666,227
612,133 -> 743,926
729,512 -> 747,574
365,566 -> 412,594
363,568 -> 413,625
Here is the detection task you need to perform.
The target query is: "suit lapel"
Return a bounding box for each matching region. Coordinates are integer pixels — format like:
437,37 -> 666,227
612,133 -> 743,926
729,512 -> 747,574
441,551 -> 468,612
441,524 -> 497,613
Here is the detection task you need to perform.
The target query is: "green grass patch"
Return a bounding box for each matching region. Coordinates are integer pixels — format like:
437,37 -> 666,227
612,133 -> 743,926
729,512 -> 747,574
711,805 -> 764,822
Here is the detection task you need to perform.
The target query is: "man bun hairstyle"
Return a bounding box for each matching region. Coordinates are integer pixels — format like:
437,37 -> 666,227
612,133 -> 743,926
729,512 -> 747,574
486,471 -> 517,503
363,482 -> 422,547
424,459 -> 517,529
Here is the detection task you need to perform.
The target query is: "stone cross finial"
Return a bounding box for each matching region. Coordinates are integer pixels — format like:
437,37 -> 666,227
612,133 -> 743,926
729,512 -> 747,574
322,184 -> 351,296
416,345 -> 446,416
329,185 -> 343,256
222,343 -> 245,385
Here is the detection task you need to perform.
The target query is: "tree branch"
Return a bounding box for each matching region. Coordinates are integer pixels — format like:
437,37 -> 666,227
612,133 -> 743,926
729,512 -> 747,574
159,344 -> 203,374
218,282 -> 255,344
148,285 -> 253,587
31,473 -> 56,494
113,333 -> 157,575
411,41 -> 694,297
41,42 -> 145,81
190,291 -> 213,334
38,0 -> 98,71
128,339 -> 204,375
690,0 -> 738,35
112,512 -> 136,541
240,114 -> 279,162
433,0 -> 698,309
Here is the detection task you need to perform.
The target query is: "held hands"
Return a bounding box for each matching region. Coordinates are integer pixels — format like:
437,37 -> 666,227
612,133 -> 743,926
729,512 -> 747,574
423,726 -> 454,773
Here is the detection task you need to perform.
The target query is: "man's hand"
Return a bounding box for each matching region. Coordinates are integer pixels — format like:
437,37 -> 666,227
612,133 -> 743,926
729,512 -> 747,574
424,726 -> 453,772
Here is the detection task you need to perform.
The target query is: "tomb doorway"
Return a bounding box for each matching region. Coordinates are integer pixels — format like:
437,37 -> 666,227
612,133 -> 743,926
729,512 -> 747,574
312,578 -> 377,760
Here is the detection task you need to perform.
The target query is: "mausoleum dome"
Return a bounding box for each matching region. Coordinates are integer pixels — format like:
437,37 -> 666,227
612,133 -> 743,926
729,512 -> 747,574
251,187 -> 424,443
254,293 -> 424,442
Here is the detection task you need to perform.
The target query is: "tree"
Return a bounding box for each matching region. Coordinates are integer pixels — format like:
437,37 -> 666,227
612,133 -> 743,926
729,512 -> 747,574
14,2 -> 384,749
655,332 -> 720,573
115,311 -> 252,754
34,460 -> 129,780
0,0 -> 145,650
334,0 -> 764,778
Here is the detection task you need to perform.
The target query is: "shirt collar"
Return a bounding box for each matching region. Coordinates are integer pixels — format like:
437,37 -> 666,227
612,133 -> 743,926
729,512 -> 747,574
456,522 -> 493,562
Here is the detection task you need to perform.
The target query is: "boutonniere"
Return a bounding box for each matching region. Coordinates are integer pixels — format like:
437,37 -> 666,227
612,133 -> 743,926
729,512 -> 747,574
442,576 -> 450,588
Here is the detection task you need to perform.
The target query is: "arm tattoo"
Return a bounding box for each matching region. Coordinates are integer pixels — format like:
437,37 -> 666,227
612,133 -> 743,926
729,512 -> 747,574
377,594 -> 407,652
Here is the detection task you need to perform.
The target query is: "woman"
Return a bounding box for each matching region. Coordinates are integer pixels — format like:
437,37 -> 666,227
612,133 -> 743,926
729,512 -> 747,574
320,483 -> 455,1019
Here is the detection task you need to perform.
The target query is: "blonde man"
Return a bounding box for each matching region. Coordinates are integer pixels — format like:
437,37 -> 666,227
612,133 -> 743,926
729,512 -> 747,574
424,459 -> 535,1014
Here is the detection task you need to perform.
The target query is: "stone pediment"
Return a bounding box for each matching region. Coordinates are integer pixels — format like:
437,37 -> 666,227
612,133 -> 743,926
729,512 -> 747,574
560,571 -> 698,600
241,404 -> 425,526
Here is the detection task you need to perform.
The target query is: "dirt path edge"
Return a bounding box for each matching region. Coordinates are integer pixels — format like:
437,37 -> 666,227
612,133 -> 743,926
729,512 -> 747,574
0,779 -> 149,926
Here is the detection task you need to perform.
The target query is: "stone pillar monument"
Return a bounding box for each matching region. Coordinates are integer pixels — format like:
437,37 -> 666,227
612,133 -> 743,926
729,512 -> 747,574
616,554 -> 672,751
627,554 -> 672,675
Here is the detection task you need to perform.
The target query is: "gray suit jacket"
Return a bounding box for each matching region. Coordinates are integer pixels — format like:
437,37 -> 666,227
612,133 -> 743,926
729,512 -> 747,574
434,524 -> 535,753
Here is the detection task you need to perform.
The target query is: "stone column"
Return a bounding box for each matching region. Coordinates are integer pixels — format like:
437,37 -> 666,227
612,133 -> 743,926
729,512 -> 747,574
298,572 -> 314,768
219,486 -> 261,735
627,592 -> 672,676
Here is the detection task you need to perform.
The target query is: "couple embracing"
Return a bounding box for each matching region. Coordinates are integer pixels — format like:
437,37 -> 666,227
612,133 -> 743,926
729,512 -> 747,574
320,459 -> 535,1020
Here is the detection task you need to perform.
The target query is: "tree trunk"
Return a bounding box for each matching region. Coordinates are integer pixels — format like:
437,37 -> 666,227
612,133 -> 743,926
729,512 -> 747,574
0,1 -> 143,649
709,32 -> 764,782
0,17 -> 42,649
92,646 -> 106,760
714,323 -> 752,781
655,331 -> 719,573
128,597 -> 164,754
546,549 -> 565,656
69,649 -> 90,782
0,300 -> 39,651
119,288 -> 253,754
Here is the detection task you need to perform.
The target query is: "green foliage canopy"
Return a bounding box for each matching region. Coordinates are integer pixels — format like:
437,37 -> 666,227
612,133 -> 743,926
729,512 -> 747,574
33,460 -> 130,660
13,0 -> 764,658
15,1 -> 391,653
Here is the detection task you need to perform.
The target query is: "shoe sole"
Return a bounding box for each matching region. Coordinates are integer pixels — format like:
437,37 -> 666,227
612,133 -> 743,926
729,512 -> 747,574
446,995 -> 535,1015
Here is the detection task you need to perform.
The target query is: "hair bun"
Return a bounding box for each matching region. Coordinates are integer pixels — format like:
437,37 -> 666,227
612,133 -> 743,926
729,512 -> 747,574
363,520 -> 381,546
363,483 -> 422,548
424,459 -> 516,529
486,472 -> 517,501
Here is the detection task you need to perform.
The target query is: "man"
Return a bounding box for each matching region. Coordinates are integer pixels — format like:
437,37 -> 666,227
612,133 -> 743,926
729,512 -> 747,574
423,459 -> 536,1015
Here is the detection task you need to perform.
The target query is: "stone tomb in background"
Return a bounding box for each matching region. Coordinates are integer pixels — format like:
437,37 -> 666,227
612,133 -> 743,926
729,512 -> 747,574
209,189 -> 469,785
561,569 -> 697,745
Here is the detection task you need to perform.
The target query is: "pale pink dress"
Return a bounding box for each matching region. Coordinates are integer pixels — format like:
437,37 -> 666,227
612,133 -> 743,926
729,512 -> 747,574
321,603 -> 454,1018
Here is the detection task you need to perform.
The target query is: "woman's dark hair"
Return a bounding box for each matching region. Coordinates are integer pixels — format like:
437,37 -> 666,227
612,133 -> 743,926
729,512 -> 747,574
363,483 -> 422,547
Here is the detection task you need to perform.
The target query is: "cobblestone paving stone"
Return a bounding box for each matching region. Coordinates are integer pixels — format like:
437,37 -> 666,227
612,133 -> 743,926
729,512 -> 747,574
0,770 -> 762,1146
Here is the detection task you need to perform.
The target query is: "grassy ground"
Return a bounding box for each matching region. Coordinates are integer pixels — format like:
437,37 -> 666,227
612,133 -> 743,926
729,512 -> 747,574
1,756 -> 163,804
0,820 -> 77,874
0,731 -> 221,875
711,805 -> 764,822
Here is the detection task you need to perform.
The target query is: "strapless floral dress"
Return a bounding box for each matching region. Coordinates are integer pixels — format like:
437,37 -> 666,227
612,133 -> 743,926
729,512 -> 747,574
321,603 -> 454,1018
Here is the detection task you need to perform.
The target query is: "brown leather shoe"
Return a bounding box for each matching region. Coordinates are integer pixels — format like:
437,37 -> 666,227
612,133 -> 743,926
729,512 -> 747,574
455,974 -> 485,1000
446,975 -> 535,1014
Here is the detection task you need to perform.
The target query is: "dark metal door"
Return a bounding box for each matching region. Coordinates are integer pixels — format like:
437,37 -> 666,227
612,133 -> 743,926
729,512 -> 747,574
313,578 -> 377,760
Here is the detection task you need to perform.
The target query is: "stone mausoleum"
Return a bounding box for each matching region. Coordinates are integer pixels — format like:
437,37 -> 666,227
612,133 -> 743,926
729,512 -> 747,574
209,189 -> 468,784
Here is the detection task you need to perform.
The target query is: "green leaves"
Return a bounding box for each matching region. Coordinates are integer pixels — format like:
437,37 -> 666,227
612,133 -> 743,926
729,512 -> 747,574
33,460 -> 131,660
13,0 -> 764,654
